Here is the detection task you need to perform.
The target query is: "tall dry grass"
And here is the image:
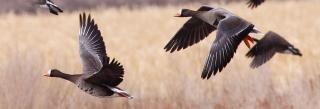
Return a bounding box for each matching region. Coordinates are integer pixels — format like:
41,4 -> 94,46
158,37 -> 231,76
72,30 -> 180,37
0,0 -> 320,109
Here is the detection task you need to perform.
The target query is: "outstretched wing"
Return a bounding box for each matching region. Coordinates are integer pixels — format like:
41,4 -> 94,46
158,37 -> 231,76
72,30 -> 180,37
164,6 -> 216,53
79,13 -> 107,74
79,13 -> 125,86
84,57 -> 124,86
247,0 -> 265,8
201,16 -> 254,79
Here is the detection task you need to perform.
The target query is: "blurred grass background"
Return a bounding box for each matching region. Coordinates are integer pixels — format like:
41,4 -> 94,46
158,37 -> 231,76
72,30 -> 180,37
0,0 -> 319,109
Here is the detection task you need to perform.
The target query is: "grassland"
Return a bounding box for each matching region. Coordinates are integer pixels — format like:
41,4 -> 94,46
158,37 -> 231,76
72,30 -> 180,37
0,0 -> 320,109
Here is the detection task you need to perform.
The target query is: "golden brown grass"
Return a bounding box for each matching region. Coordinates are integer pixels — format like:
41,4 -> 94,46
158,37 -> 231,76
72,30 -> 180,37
0,0 -> 320,109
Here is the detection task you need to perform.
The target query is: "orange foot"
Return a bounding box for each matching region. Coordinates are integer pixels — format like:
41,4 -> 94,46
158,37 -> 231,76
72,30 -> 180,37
243,35 -> 254,48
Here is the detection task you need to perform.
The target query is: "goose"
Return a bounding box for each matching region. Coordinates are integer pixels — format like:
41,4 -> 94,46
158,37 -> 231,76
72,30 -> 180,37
247,0 -> 265,8
164,6 -> 260,79
44,13 -> 133,99
34,0 -> 63,15
246,31 -> 302,68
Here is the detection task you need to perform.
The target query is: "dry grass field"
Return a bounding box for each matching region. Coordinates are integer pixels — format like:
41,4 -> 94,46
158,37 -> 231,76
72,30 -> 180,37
0,0 -> 320,109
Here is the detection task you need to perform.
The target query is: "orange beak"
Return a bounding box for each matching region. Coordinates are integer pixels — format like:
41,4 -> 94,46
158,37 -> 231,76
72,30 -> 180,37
43,73 -> 49,77
243,35 -> 254,48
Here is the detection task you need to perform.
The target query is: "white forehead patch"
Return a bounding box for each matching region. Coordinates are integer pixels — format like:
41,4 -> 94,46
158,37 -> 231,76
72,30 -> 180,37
177,9 -> 182,14
47,69 -> 52,76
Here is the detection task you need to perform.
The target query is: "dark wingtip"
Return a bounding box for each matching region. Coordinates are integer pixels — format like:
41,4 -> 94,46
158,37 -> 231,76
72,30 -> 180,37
247,1 -> 257,9
201,69 -> 208,79
88,14 -> 92,22
296,52 -> 303,57
79,13 -> 82,27
82,12 -> 86,23
201,74 -> 207,79
206,72 -> 212,79
164,41 -> 176,53
246,51 -> 253,58
248,5 -> 257,9
206,75 -> 211,79
247,0 -> 265,9
250,63 -> 258,69
200,68 -> 216,80
246,45 -> 257,58
169,48 -> 175,53
81,12 -> 86,26
164,46 -> 171,53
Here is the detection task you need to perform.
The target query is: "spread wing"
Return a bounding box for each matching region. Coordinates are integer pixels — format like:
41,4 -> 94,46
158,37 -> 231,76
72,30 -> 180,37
247,0 -> 265,8
79,13 -> 125,86
84,57 -> 124,86
164,6 -> 216,53
246,31 -> 285,68
201,16 -> 254,79
79,13 -> 107,74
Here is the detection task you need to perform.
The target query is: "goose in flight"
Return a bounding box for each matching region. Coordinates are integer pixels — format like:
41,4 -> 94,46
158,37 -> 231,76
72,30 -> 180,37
44,13 -> 133,99
34,0 -> 63,15
164,6 -> 260,79
246,31 -> 302,68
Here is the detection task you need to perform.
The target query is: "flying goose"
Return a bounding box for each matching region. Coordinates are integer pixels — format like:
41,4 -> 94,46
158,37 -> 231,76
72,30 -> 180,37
164,6 -> 259,79
247,0 -> 265,8
246,31 -> 302,68
44,13 -> 133,99
34,0 -> 63,15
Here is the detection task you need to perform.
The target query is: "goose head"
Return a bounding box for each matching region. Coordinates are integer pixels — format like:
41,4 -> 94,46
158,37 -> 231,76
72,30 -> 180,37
43,69 -> 64,77
286,45 -> 302,56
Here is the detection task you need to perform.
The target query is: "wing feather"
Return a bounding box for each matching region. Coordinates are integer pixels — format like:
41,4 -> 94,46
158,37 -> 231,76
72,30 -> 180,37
79,13 -> 107,74
79,13 -> 125,86
164,6 -> 216,52
85,57 -> 124,86
201,16 -> 254,79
